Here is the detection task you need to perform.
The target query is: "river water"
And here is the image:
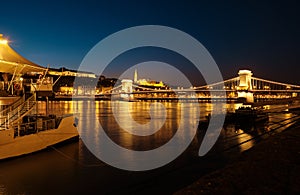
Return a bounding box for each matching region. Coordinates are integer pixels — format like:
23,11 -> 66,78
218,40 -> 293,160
0,100 -> 294,194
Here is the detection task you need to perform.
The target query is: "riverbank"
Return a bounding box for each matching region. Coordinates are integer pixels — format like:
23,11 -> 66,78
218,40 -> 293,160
175,122 -> 300,194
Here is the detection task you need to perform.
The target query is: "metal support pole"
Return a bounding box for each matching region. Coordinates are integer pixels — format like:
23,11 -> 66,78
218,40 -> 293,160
46,96 -> 49,116
17,106 -> 20,136
35,92 -> 38,132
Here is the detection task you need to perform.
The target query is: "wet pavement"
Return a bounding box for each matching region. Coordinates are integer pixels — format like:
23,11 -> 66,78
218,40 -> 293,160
175,122 -> 300,194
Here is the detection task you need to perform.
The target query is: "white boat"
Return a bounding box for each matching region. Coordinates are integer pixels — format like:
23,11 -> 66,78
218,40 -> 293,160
0,114 -> 78,160
0,34 -> 79,160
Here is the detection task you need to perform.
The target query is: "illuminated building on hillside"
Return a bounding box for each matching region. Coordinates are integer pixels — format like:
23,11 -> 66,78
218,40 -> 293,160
133,69 -> 167,89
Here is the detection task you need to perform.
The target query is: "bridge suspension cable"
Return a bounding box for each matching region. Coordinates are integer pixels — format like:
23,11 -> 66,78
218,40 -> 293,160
104,74 -> 300,95
251,77 -> 300,88
193,77 -> 239,89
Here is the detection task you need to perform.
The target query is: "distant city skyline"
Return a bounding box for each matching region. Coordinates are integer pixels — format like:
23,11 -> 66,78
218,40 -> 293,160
0,1 -> 299,85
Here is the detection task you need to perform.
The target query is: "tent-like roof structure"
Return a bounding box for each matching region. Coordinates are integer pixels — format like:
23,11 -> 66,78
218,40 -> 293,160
0,34 -> 46,74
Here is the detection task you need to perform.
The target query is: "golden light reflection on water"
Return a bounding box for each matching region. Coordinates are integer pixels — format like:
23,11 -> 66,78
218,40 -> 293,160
235,129 -> 254,152
35,100 -> 273,155
268,112 -> 295,132
100,101 -> 183,150
0,184 -> 6,195
0,99 -> 297,194
35,101 -> 74,115
227,103 -> 243,112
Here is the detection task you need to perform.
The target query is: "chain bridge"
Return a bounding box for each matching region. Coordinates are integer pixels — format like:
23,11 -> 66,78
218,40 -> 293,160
98,70 -> 300,103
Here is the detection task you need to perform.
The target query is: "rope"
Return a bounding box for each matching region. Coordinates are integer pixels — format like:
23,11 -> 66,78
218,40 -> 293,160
50,145 -> 104,168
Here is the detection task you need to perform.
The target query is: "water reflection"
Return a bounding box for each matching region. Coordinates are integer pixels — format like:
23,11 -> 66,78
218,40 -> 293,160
268,112 -> 296,133
235,129 -> 254,151
0,184 -> 6,195
101,101 -> 182,150
35,100 -> 270,154
0,100 -> 297,194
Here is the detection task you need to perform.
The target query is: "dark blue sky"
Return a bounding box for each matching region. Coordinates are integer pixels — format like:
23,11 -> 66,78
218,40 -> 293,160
0,0 -> 299,84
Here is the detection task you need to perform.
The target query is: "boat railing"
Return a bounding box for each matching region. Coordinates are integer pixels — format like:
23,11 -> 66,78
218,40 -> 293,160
10,115 -> 58,137
0,94 -> 36,130
0,94 -> 25,117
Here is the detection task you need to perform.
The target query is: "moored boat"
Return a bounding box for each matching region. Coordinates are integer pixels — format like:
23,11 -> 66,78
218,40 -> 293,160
235,106 -> 268,123
0,114 -> 78,160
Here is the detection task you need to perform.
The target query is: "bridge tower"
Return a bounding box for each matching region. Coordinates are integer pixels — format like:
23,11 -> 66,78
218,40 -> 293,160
121,79 -> 133,99
237,70 -> 254,103
121,79 -> 133,93
134,69 -> 138,83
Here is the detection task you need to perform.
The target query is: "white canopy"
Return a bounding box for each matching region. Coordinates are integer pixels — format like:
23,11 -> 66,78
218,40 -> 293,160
0,34 -> 46,74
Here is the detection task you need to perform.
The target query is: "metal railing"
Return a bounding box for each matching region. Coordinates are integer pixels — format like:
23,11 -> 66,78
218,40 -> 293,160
10,117 -> 57,137
0,94 -> 36,130
0,95 -> 25,117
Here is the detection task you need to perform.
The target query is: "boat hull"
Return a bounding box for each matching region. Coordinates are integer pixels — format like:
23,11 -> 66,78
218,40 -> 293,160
0,115 -> 78,160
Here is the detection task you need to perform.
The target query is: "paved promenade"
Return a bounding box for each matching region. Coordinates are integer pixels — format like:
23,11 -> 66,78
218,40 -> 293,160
175,123 -> 300,194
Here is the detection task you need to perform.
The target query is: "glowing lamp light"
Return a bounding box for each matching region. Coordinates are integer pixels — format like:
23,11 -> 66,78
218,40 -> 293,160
0,34 -> 8,44
0,39 -> 8,44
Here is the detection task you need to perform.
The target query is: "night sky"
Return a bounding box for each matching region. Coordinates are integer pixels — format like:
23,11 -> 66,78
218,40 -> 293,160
0,0 -> 299,85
